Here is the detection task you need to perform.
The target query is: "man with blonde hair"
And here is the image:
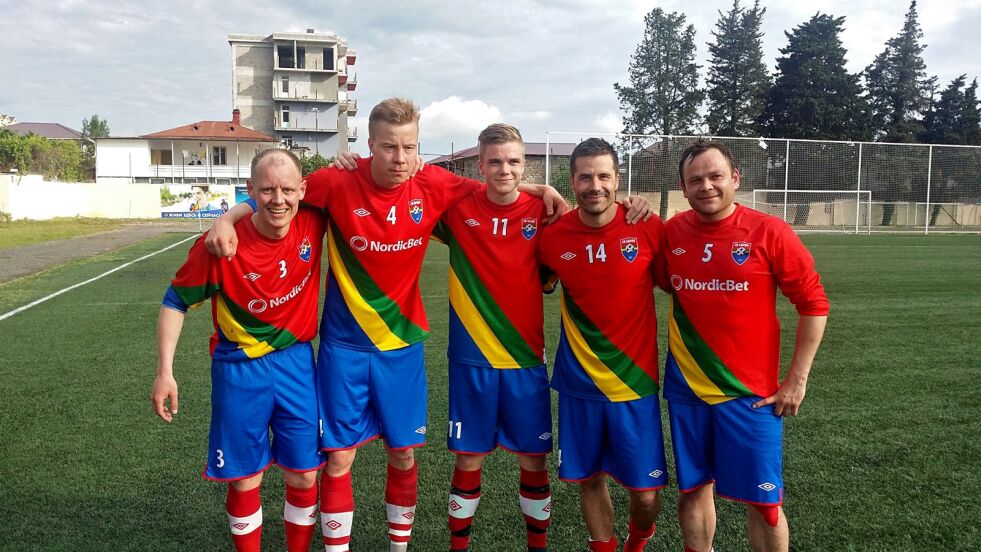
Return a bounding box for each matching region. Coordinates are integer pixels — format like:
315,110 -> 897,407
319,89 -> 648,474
207,99 -> 567,551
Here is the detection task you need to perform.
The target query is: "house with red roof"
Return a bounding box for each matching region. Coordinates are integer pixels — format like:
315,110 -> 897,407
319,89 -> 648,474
95,109 -> 277,185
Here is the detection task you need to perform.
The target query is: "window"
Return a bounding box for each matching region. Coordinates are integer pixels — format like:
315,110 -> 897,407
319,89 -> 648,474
281,75 -> 289,95
277,44 -> 295,68
323,48 -> 334,70
296,46 -> 306,69
281,105 -> 290,127
213,146 -> 227,166
150,149 -> 172,165
281,136 -> 294,148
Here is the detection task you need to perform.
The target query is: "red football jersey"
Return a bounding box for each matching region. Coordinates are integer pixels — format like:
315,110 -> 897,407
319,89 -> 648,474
538,208 -> 666,402
164,209 -> 325,361
303,159 -> 480,351
434,189 -> 548,368
663,204 -> 829,403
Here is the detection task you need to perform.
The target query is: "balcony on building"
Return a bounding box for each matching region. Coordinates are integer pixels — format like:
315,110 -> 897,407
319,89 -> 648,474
340,98 -> 358,116
347,127 -> 358,142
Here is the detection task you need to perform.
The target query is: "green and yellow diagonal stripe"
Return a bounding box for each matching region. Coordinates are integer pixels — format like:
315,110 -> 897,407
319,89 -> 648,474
326,221 -> 428,349
560,290 -> 658,401
445,229 -> 541,368
668,296 -> 750,403
215,294 -> 299,358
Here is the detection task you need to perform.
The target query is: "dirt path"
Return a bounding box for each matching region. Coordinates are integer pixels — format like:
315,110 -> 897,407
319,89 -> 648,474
0,220 -> 206,284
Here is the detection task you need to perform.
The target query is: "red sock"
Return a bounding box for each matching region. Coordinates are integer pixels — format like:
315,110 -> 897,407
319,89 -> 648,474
227,485 -> 262,552
321,471 -> 354,551
448,467 -> 482,551
588,535 -> 619,552
624,519 -> 656,551
385,463 -> 418,546
519,468 -> 551,551
283,482 -> 318,552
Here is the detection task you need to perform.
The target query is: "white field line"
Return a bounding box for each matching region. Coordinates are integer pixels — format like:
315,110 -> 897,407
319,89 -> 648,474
0,234 -> 200,322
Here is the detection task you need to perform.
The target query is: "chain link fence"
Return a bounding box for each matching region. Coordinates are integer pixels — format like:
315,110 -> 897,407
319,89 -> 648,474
545,132 -> 981,234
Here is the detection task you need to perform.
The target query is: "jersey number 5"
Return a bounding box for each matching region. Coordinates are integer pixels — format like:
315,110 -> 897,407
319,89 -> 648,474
701,243 -> 714,262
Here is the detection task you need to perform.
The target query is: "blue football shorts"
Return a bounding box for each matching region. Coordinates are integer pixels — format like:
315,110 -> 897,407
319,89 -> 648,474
557,393 -> 668,491
317,340 -> 428,451
204,342 -> 323,481
447,362 -> 553,455
668,395 -> 784,505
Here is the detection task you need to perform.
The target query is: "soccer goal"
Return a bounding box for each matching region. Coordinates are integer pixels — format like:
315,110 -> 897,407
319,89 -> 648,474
749,189 -> 872,234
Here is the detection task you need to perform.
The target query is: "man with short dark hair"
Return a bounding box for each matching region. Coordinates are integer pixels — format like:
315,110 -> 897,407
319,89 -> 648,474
664,138 -> 829,552
152,148 -> 323,552
538,138 -> 668,552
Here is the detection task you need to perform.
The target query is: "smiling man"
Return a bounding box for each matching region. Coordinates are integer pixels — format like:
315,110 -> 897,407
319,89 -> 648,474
663,139 -> 828,552
537,138 -> 668,552
152,149 -> 324,552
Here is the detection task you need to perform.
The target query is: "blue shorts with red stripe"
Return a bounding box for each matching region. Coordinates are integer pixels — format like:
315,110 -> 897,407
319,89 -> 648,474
557,393 -> 668,491
205,342 -> 323,481
447,361 -> 553,455
317,340 -> 428,451
668,395 -> 784,505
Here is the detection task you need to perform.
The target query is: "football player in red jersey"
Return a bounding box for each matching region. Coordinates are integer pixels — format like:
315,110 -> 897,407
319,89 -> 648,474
152,149 -> 324,552
538,138 -> 668,552
663,139 -> 828,552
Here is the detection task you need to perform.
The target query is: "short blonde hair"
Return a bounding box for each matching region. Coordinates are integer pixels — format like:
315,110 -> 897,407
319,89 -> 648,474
368,98 -> 420,138
478,123 -> 524,155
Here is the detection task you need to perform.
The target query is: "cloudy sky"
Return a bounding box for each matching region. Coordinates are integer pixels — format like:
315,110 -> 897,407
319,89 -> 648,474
2,0 -> 979,158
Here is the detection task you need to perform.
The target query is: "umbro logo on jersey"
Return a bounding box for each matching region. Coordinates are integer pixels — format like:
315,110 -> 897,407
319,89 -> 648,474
758,482 -> 777,492
465,218 -> 480,227
353,208 -> 371,217
243,272 -> 261,281
449,500 -> 462,512
648,470 -> 664,478
560,252 -> 576,261
325,520 -> 343,531
232,522 -> 250,531
672,247 -> 686,255
402,512 -> 415,520
539,432 -> 552,440
415,426 -> 427,434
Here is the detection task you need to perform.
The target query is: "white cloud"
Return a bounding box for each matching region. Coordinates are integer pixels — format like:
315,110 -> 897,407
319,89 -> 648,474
595,112 -> 623,135
419,96 -> 502,150
511,110 -> 551,122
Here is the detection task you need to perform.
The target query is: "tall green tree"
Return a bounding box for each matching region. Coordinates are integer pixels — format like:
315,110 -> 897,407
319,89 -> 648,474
760,13 -> 869,140
921,75 -> 970,145
863,1 -> 935,143
705,0 -> 770,136
81,114 -> 110,139
80,114 -> 110,180
614,8 -> 703,136
614,7 -> 703,218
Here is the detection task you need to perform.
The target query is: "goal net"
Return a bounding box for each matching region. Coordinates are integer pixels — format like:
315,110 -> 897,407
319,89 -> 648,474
749,189 -> 872,234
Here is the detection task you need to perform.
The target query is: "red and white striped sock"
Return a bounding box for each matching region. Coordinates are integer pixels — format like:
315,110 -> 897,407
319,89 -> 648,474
227,485 -> 263,552
284,482 -> 318,552
385,462 -> 418,550
624,519 -> 656,552
448,467 -> 482,551
320,471 -> 354,552
588,535 -> 619,552
519,468 -> 551,551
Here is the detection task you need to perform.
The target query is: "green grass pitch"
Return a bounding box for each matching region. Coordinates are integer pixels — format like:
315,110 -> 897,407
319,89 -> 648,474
0,233 -> 978,551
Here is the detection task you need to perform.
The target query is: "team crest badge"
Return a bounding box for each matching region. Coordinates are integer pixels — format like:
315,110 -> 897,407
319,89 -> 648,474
620,237 -> 639,262
408,199 -> 424,224
298,237 -> 312,262
521,217 -> 537,240
731,241 -> 751,265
